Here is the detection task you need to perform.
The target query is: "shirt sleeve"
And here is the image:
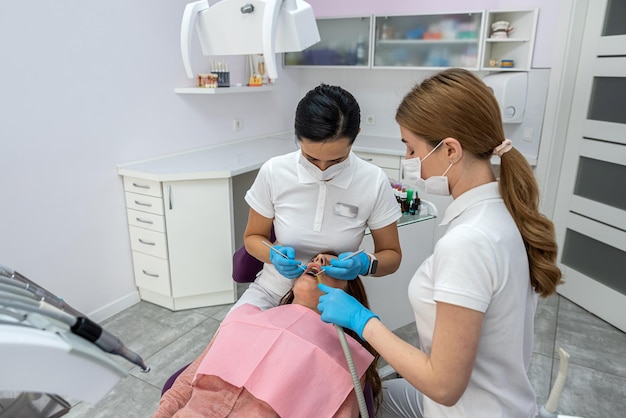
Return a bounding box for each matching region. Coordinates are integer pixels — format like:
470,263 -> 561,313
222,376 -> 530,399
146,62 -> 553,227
244,159 -> 275,219
367,169 -> 402,231
430,225 -> 498,313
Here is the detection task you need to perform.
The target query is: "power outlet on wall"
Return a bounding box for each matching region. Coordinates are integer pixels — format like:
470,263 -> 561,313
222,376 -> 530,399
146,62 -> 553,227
233,118 -> 243,131
365,115 -> 376,125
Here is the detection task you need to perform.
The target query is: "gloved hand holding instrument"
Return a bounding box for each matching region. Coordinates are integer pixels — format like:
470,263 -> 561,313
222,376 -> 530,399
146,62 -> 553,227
262,241 -> 304,279
317,283 -> 379,340
323,250 -> 370,281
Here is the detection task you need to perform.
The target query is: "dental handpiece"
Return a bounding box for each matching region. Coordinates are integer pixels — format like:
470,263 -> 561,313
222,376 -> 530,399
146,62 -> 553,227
0,264 -> 150,372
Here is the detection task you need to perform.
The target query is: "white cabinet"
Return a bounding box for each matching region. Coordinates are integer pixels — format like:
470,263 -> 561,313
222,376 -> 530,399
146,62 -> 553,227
118,133 -> 299,311
353,151 -> 402,182
122,176 -> 237,310
361,214 -> 436,330
480,9 -> 538,71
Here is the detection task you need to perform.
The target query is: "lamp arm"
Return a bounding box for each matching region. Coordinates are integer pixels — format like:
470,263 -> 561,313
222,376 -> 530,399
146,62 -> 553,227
181,0 -> 210,78
262,0 -> 282,81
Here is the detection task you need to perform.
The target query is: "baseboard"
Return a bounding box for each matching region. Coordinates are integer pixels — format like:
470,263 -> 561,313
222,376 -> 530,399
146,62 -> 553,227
87,290 -> 141,322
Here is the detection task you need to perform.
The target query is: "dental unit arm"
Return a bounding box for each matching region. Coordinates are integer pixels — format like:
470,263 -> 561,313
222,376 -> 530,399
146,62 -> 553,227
180,0 -> 320,81
0,263 -> 149,407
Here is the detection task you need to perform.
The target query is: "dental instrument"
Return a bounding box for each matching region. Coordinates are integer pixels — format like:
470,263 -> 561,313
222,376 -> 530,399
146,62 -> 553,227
317,249 -> 366,276
262,240 -> 305,271
261,240 -> 289,259
0,264 -> 150,373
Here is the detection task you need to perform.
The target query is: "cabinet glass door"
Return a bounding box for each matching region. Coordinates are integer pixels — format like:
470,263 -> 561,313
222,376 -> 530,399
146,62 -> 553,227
372,12 -> 483,69
283,17 -> 371,67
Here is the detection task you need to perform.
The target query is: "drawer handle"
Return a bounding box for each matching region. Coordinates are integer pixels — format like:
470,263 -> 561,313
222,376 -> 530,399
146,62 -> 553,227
142,270 -> 159,278
136,217 -> 154,225
360,157 -> 373,162
134,200 -> 153,207
138,239 -> 156,246
132,182 -> 151,190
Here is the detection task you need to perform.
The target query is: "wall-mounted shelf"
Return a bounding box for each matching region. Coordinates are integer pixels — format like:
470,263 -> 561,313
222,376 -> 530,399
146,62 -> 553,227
174,85 -> 275,94
480,9 -> 538,71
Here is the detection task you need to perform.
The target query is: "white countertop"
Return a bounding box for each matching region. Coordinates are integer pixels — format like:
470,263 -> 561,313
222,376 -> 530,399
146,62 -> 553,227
117,132 -> 403,181
118,132 -> 298,181
352,134 -> 405,156
117,131 -> 535,182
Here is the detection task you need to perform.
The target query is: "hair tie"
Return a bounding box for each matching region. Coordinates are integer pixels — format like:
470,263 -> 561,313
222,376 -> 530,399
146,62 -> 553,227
493,139 -> 513,157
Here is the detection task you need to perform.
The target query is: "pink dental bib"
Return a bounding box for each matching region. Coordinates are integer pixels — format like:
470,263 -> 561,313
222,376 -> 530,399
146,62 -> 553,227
196,303 -> 373,417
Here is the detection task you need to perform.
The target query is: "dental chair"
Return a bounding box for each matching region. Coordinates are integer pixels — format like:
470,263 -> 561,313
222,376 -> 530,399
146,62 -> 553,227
161,239 -> 376,417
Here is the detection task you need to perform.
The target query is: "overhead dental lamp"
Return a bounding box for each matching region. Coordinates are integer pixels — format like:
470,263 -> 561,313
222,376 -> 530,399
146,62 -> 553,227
181,0 -> 320,81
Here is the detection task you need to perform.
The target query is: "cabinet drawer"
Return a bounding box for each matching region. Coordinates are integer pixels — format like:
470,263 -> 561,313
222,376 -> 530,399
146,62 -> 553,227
132,251 -> 171,296
125,192 -> 164,215
355,152 -> 401,170
127,209 -> 165,233
129,225 -> 168,259
123,176 -> 162,198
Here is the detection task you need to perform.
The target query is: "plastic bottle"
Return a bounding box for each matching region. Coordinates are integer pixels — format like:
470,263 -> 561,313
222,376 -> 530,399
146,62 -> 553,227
409,192 -> 417,215
405,189 -> 414,214
399,188 -> 408,214
410,190 -> 421,215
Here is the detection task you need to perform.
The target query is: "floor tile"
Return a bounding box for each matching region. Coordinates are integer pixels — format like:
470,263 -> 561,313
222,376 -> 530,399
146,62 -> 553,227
555,305 -> 626,378
539,293 -> 559,308
64,374 -> 161,418
549,360 -> 626,418
534,302 -> 558,357
129,316 -> 221,389
99,301 -> 212,372
528,352 -> 553,408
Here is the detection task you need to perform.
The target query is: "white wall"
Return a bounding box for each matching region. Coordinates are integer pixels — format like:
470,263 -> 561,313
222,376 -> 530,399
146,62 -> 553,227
0,1 -> 300,320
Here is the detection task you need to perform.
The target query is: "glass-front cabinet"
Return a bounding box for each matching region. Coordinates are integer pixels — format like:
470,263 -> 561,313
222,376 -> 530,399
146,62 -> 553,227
283,9 -> 539,72
284,17 -> 371,67
372,12 -> 483,70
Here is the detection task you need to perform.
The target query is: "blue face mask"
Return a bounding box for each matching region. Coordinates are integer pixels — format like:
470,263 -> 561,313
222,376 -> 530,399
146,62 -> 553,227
401,140 -> 454,196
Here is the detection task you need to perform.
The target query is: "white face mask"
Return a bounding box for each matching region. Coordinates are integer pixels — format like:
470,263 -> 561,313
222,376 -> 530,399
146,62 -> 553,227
401,141 -> 454,196
298,153 -> 350,181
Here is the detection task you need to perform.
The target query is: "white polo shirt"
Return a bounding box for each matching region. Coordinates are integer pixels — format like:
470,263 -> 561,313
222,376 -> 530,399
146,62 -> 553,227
408,182 -> 539,417
245,150 -> 401,296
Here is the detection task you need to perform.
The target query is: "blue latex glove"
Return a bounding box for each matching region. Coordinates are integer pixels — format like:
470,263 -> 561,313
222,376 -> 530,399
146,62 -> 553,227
317,283 -> 379,339
269,245 -> 302,279
322,251 -> 370,280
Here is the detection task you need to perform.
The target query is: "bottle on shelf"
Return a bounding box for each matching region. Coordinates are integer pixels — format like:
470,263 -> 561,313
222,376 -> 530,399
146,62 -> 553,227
409,190 -> 421,215
355,36 -> 367,65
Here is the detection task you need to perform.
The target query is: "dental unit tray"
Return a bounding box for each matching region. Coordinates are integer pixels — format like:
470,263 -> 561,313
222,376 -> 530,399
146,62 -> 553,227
0,263 -> 149,414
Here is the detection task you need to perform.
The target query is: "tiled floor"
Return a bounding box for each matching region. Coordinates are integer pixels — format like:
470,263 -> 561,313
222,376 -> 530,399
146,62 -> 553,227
64,290 -> 626,418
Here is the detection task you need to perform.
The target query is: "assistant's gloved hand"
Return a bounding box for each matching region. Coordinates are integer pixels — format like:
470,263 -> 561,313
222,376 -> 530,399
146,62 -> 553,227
269,245 -> 302,279
323,251 -> 370,280
317,283 -> 379,339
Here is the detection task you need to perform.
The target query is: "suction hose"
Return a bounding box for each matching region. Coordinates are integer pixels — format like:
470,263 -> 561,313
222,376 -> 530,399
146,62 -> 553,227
335,325 -> 369,418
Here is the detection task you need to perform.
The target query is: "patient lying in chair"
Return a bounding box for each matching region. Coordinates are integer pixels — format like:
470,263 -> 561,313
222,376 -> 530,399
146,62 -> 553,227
154,253 -> 381,418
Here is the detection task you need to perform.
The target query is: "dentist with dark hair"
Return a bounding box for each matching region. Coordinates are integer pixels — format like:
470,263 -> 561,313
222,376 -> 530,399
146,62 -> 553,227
234,83 -> 402,312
